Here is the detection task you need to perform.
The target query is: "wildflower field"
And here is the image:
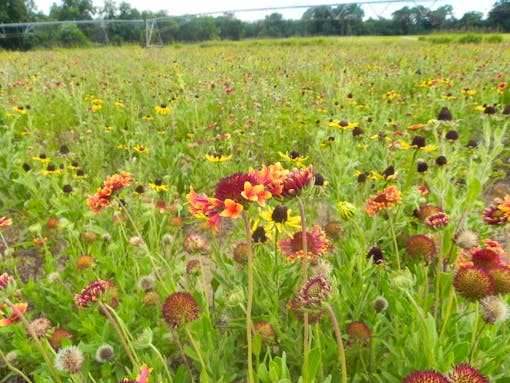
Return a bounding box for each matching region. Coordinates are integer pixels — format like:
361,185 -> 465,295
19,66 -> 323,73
1,36 -> 510,383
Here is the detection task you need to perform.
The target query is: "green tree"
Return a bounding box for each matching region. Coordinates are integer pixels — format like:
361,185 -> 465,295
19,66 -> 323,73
49,0 -> 95,20
0,0 -> 37,49
55,23 -> 89,46
488,0 -> 510,31
427,5 -> 454,30
333,4 -> 364,35
457,11 -> 485,30
302,6 -> 336,35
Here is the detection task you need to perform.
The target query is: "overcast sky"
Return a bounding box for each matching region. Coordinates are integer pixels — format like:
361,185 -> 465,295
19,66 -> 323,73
33,0 -> 494,20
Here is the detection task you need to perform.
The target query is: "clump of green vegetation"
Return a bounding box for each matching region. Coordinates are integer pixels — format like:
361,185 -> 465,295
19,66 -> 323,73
0,38 -> 510,383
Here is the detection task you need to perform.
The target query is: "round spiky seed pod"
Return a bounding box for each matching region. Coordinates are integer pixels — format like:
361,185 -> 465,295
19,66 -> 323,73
346,321 -> 372,343
487,266 -> 510,295
406,234 -> 436,262
49,328 -> 73,350
453,266 -> 494,301
403,370 -> 449,383
374,296 -> 388,313
253,321 -> 276,344
162,292 -> 201,329
448,364 -> 489,383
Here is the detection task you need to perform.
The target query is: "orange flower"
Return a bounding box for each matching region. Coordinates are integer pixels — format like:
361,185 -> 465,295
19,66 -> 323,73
220,199 -> 244,218
0,216 -> 12,228
0,302 -> 28,327
365,186 -> 402,216
241,182 -> 272,205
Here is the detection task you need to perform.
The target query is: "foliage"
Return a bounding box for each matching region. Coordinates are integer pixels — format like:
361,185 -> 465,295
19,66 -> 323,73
0,37 -> 509,383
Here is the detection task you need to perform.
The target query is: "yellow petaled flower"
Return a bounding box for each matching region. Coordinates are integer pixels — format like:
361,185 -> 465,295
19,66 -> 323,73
328,119 -> 358,130
474,105 -> 486,111
32,154 -> 51,163
114,101 -> 125,108
278,151 -> 308,168
148,180 -> 169,192
41,165 -> 61,176
384,90 -> 401,100
133,144 -> 149,154
104,125 -> 113,131
461,88 -> 476,96
154,104 -> 171,115
91,103 -> 102,111
205,153 -> 233,163
255,206 -> 301,237
91,98 -> 103,105
13,106 -> 27,115
117,144 -> 128,150
142,115 -> 154,121
441,93 -> 457,100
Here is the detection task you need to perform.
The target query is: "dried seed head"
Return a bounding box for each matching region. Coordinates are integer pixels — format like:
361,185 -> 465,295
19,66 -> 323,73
480,295 -> 509,324
54,345 -> 84,374
374,296 -> 388,312
95,344 -> 115,363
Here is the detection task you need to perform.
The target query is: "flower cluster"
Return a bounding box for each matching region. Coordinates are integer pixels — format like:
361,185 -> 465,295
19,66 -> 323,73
483,195 -> 510,225
75,280 -> 116,308
187,163 -> 313,233
403,364 -> 488,383
87,171 -> 134,212
453,240 -> 510,301
365,186 -> 402,216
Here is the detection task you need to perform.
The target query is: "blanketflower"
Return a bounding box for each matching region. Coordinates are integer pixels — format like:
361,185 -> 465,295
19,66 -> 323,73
365,186 -> 402,216
0,216 -> 13,228
187,170 -> 273,234
75,280 -> 115,308
249,163 -> 287,197
278,225 -> 330,261
87,171 -> 133,212
0,273 -> 14,289
0,302 -> 28,327
282,166 -> 313,197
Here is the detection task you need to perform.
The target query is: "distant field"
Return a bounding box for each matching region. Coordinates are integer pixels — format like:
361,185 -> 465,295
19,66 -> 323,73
1,37 -> 510,383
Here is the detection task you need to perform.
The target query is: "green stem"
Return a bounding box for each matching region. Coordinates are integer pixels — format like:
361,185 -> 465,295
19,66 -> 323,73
326,305 -> 347,383
174,330 -> 195,383
99,303 -> 138,370
185,326 -> 209,380
439,287 -> 455,341
273,230 -> 280,298
116,198 -> 172,294
149,343 -> 174,383
387,211 -> 401,270
4,299 -> 63,383
241,211 -> 255,383
297,200 -> 310,381
0,348 -> 33,383
468,317 -> 486,365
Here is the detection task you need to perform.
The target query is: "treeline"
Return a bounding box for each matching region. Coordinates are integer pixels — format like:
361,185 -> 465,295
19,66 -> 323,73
1,0 -> 509,49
